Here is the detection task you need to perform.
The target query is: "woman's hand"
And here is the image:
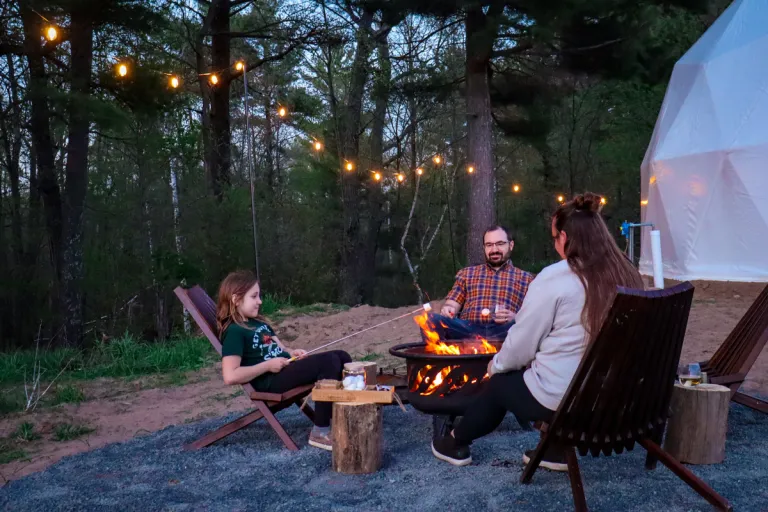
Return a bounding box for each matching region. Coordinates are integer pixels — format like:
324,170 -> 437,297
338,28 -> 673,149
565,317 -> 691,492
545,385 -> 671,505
265,357 -> 291,373
289,348 -> 308,358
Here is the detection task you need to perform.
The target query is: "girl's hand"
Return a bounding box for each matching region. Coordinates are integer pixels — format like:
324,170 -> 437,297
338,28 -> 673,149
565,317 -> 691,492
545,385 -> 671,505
266,358 -> 291,373
487,359 -> 496,377
290,349 -> 308,358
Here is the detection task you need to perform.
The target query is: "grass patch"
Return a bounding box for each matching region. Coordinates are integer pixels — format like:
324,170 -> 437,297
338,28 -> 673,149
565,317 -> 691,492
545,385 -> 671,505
0,334 -> 218,387
360,352 -> 381,362
268,303 -> 349,324
0,388 -> 26,415
0,442 -> 27,464
53,423 -> 95,442
0,299 -> 347,393
53,384 -> 85,405
14,422 -> 41,442
260,293 -> 294,316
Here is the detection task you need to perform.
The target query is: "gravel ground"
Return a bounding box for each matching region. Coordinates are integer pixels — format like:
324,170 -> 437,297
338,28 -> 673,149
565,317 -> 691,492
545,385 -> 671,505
1,403 -> 766,511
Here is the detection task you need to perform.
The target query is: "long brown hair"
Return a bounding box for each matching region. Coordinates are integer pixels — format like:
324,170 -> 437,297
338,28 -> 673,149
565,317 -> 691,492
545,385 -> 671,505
216,270 -> 260,336
553,192 -> 644,342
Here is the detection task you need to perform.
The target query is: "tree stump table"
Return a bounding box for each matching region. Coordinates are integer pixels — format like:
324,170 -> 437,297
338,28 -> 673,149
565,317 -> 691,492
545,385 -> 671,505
663,383 -> 731,464
331,402 -> 383,474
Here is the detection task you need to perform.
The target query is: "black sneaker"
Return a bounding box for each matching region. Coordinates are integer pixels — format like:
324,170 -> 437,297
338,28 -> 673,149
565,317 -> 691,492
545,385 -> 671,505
522,447 -> 568,472
431,435 -> 472,466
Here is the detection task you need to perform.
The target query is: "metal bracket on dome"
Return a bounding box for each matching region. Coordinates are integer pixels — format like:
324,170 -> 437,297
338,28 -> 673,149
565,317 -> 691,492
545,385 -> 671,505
621,221 -> 655,264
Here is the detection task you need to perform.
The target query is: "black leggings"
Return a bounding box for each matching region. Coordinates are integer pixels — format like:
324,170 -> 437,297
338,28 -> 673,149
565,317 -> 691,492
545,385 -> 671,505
265,350 -> 352,427
453,369 -> 555,444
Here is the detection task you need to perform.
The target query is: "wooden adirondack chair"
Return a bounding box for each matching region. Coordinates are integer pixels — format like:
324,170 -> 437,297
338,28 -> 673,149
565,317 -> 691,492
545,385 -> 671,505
173,285 -> 315,451
700,284 -> 768,414
522,282 -> 732,512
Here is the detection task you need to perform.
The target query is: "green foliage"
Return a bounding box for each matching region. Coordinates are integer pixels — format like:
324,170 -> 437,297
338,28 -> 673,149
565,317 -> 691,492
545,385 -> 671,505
0,389 -> 25,415
0,443 -> 27,464
0,335 -> 217,386
14,422 -> 41,442
53,424 -> 95,442
0,0 -> 725,352
53,385 -> 86,405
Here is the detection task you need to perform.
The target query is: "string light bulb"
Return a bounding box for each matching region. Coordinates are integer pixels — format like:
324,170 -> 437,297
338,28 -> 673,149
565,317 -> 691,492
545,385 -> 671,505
169,76 -> 180,88
416,168 -> 423,176
397,174 -> 405,183
313,141 -> 323,151
467,165 -> 475,174
512,184 -> 520,193
345,162 -> 354,172
600,197 -> 607,205
374,172 -> 382,181
278,106 -> 287,118
557,195 -> 565,203
45,26 -> 58,42
209,73 -> 219,85
641,200 -> 649,206
117,63 -> 128,77
235,61 -> 245,71
433,155 -> 441,165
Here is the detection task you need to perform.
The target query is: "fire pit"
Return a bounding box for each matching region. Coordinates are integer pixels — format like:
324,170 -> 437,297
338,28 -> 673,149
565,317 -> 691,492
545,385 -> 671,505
389,339 -> 500,416
389,312 -> 503,438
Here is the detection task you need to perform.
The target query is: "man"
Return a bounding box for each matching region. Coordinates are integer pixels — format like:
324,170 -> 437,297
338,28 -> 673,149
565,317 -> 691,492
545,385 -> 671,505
423,226 -> 533,341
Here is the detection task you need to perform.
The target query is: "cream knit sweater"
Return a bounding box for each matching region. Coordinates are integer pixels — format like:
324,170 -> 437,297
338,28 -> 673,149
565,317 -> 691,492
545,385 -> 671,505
491,259 -> 587,411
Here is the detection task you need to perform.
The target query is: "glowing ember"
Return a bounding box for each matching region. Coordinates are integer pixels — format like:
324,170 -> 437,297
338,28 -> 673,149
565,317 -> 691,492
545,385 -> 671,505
409,363 -> 491,397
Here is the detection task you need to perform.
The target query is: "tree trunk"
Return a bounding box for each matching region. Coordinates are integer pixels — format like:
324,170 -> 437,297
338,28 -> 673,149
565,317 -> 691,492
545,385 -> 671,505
331,402 -> 383,474
22,5 -> 63,282
339,10 -> 374,306
360,29 -> 391,304
60,6 -> 94,347
465,6 -> 499,265
207,0 -> 231,199
263,89 -> 276,189
663,383 -> 730,464
3,54 -> 24,265
169,150 -> 190,334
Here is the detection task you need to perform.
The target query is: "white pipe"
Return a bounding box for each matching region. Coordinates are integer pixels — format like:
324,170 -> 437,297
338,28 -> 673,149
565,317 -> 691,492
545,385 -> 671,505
650,230 -> 664,289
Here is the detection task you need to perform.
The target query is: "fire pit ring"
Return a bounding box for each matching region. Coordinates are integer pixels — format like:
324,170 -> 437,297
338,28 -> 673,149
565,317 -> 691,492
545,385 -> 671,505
389,340 -> 500,417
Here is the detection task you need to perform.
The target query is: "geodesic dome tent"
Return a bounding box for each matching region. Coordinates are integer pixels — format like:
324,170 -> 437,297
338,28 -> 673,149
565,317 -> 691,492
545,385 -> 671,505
639,0 -> 768,282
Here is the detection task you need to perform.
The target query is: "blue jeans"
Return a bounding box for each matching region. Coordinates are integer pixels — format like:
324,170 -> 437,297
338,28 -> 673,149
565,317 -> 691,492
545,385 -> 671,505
420,313 -> 514,342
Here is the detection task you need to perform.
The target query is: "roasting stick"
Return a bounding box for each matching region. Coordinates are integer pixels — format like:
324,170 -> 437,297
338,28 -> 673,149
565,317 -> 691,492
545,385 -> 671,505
288,303 -> 432,362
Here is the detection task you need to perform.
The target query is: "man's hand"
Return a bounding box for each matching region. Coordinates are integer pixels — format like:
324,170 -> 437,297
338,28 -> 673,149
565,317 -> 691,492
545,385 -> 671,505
289,348 -> 308,358
266,358 -> 291,373
493,307 -> 516,324
487,359 -> 496,377
440,304 -> 458,318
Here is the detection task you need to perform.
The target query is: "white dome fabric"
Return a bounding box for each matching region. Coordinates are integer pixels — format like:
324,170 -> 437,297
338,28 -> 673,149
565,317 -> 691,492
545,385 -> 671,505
639,0 -> 768,282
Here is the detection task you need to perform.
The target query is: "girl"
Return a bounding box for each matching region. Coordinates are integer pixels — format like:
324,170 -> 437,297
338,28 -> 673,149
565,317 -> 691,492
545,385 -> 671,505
431,192 -> 644,469
217,270 -> 351,451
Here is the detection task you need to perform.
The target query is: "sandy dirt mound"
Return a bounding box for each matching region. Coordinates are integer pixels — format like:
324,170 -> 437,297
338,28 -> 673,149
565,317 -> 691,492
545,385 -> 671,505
1,280 -> 766,483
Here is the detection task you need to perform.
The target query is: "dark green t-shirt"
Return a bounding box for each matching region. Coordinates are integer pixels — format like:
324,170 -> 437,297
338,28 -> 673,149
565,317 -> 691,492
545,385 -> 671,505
221,319 -> 290,391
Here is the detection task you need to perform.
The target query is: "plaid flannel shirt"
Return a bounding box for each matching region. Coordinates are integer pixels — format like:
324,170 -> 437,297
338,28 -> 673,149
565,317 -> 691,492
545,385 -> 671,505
445,260 -> 534,324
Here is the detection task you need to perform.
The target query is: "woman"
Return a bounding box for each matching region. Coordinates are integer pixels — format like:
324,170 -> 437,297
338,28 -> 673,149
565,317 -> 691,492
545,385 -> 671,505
431,192 -> 643,470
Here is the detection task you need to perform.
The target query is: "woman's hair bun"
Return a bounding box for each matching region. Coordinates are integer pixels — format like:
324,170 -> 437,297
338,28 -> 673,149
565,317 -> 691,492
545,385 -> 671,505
572,192 -> 602,213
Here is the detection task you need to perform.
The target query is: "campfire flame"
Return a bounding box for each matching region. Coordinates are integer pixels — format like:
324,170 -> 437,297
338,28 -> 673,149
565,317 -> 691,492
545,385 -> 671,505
410,312 -> 499,397
413,312 -> 499,355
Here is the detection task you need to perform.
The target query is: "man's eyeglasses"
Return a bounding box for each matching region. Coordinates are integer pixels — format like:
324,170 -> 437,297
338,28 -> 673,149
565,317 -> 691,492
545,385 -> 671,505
483,241 -> 509,249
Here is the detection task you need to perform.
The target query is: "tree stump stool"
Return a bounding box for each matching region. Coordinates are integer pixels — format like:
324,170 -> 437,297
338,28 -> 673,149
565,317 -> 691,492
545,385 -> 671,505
664,383 -> 731,464
331,402 -> 383,474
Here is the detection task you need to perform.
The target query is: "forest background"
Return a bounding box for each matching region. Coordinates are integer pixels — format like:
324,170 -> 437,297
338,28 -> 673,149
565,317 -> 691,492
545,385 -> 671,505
0,0 -> 731,351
